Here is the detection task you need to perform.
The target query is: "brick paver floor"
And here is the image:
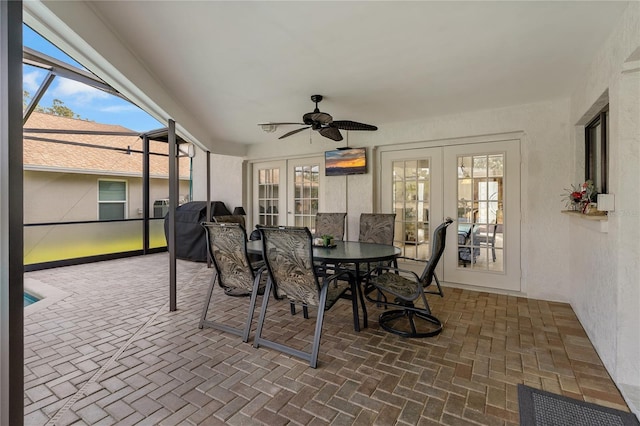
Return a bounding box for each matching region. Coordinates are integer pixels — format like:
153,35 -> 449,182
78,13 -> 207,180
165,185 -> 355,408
23,253 -> 632,425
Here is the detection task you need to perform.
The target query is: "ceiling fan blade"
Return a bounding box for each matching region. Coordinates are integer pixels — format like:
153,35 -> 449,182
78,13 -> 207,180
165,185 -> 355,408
319,127 -> 343,141
258,122 -> 305,126
303,111 -> 333,125
278,127 -> 310,139
331,120 -> 378,131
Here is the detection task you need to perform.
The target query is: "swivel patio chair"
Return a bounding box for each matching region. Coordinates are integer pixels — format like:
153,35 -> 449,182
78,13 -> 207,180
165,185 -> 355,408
253,226 -> 355,368
199,222 -> 266,343
366,218 -> 453,338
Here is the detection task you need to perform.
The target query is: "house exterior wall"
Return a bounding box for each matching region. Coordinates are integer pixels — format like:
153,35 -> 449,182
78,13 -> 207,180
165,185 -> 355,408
24,170 -> 190,223
568,2 -> 640,415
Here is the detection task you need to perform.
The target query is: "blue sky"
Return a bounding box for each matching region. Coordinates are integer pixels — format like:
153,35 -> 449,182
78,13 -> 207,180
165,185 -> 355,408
23,25 -> 162,132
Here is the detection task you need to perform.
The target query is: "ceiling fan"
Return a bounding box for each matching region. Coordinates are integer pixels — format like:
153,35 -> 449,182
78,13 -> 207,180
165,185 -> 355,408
259,95 -> 378,142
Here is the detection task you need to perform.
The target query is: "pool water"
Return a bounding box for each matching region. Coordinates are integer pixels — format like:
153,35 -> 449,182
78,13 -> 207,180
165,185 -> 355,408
24,292 -> 39,307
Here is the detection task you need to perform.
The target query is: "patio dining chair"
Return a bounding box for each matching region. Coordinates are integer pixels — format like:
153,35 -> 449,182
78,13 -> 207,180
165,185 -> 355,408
212,214 -> 246,229
358,213 -> 396,245
365,218 -> 453,338
314,212 -> 347,241
253,226 -> 355,368
199,222 -> 266,342
289,212 -> 348,319
476,222 -> 499,262
357,213 -> 397,295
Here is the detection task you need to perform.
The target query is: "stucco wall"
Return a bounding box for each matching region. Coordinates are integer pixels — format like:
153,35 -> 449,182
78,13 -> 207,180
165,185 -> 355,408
568,2 -> 640,414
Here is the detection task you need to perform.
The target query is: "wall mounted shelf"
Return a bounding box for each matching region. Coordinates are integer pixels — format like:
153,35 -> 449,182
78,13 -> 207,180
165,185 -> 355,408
561,210 -> 608,233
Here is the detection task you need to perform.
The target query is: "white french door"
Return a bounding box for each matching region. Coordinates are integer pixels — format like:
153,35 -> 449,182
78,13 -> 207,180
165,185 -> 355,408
252,157 -> 325,232
286,157 -> 325,231
380,148 -> 444,276
381,139 -> 521,292
443,140 -> 520,291
252,160 -> 287,227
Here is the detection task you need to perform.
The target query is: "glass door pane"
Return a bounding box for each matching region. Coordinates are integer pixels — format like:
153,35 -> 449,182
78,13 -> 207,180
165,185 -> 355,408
392,159 -> 431,260
381,148 -> 443,278
257,167 -> 280,226
456,154 -> 504,272
252,160 -> 286,229
287,157 -> 324,230
292,164 -> 319,230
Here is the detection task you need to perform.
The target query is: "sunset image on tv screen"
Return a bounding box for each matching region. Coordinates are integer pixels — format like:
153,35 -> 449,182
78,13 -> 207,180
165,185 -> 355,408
325,148 -> 367,176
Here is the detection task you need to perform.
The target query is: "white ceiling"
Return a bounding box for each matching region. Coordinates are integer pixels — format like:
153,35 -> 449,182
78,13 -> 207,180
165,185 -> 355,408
30,1 -> 630,153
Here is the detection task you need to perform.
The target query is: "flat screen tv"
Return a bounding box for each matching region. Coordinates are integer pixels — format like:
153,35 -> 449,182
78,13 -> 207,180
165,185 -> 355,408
325,148 -> 367,176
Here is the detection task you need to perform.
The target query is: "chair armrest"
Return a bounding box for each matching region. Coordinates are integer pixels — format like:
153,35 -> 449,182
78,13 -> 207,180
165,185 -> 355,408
396,256 -> 428,263
322,268 -> 355,283
372,265 -> 421,282
368,265 -> 423,302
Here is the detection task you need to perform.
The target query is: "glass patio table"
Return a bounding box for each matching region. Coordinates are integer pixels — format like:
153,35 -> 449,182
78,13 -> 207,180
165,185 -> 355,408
246,240 -> 401,331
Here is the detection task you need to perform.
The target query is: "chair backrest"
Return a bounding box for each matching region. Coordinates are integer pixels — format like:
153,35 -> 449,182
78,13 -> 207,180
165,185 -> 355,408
358,213 -> 396,244
419,218 -> 454,285
490,223 -> 499,241
315,213 -> 347,241
213,214 -> 245,229
259,226 -> 321,307
202,222 -> 255,293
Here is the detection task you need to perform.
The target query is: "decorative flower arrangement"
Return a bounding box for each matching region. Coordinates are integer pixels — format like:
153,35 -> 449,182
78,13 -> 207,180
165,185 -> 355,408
563,180 -> 598,213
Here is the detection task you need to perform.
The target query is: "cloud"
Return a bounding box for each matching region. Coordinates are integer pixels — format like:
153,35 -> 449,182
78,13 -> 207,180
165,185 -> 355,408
23,70 -> 46,93
100,104 -> 138,113
49,78 -> 110,104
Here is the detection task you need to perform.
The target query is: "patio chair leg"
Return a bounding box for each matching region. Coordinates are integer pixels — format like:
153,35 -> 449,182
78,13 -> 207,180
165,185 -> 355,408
426,272 -> 444,297
199,272 -> 217,329
310,285 -> 329,368
290,302 -> 309,319
350,279 -> 360,332
356,277 -> 368,329
242,271 -> 264,343
253,278 -> 273,349
376,289 -> 387,308
408,311 -> 418,335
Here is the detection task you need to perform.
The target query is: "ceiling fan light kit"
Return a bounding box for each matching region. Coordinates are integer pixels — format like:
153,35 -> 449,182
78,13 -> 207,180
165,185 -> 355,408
261,94 -> 378,142
258,123 -> 277,133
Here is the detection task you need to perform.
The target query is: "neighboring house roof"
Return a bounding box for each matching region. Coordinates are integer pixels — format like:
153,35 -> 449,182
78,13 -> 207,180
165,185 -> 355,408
23,112 -> 191,179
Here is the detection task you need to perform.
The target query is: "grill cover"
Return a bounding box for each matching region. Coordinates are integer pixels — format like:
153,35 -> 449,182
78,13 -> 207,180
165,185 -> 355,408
164,201 -> 231,261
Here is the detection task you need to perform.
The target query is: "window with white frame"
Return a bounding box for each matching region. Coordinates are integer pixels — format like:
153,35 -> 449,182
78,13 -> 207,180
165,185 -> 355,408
98,180 -> 127,220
